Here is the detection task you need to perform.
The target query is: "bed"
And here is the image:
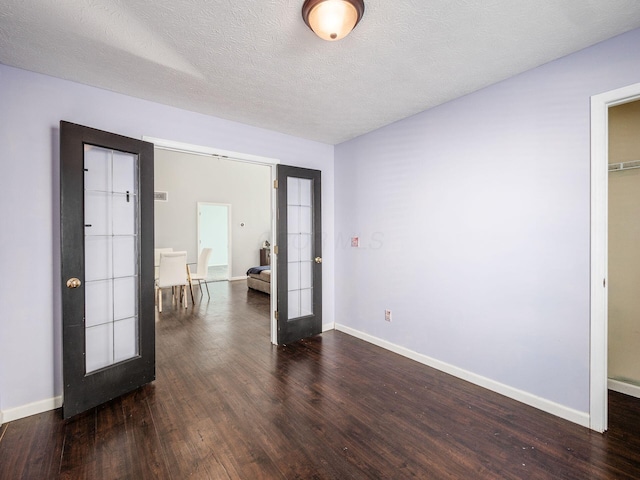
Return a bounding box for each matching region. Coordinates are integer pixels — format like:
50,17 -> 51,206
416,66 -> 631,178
247,266 -> 271,294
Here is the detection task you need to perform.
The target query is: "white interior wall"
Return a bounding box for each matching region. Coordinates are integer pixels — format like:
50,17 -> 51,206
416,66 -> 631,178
154,149 -> 271,278
334,27 -> 640,419
0,64 -> 335,420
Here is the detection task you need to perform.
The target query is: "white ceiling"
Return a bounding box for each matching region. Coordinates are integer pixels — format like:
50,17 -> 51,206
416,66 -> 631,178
2,1 -> 640,144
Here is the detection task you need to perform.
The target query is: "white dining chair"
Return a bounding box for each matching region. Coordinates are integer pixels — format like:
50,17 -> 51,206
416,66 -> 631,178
156,251 -> 191,312
189,248 -> 213,299
154,247 -> 173,279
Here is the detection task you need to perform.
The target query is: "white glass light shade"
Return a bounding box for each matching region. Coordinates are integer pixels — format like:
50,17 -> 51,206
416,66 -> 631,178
303,0 -> 364,41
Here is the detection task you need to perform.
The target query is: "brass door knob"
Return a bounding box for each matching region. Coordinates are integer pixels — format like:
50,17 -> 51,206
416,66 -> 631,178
66,278 -> 82,289
315,257 -> 322,264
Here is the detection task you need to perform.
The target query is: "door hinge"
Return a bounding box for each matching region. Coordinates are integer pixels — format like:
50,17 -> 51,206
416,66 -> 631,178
275,311 -> 279,319
274,245 -> 279,255
603,278 -> 606,288
274,179 -> 278,189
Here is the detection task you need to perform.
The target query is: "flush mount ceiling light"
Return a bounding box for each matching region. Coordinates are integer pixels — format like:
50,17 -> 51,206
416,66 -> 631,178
302,0 -> 365,41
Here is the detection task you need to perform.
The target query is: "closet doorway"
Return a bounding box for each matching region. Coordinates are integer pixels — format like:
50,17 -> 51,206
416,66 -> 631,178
607,100 -> 640,399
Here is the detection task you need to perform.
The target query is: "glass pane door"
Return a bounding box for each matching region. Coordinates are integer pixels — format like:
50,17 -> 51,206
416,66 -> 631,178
276,165 -> 322,345
84,145 -> 139,373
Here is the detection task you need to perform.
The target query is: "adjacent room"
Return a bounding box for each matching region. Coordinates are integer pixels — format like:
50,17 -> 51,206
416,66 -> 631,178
153,147 -> 273,310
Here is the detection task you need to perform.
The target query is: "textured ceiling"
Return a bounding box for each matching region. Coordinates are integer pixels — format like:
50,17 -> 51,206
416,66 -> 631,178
2,1 -> 640,144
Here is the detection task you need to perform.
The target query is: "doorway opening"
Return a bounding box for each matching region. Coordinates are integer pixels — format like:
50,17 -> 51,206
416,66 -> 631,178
146,136 -> 280,344
607,99 -> 640,405
590,82 -> 640,432
197,202 -> 231,282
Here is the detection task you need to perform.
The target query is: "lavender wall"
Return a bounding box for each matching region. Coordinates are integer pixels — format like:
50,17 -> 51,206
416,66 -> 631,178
335,28 -> 640,413
0,64 -> 334,416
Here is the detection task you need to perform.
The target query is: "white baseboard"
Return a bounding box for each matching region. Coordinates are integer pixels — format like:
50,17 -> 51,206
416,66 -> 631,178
322,322 -> 335,333
335,324 -> 590,428
608,378 -> 640,399
229,276 -> 248,282
1,396 -> 63,424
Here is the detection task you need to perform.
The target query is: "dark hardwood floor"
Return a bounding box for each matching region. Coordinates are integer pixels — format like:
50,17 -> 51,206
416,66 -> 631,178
1,280 -> 640,479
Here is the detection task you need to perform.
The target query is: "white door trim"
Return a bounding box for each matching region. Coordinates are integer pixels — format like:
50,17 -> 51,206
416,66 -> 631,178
143,137 -> 280,165
590,82 -> 640,433
145,136 -> 280,345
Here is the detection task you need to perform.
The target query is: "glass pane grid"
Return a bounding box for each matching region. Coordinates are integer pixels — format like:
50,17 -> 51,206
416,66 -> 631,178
85,274 -> 139,283
287,177 -> 314,321
84,189 -> 138,195
84,235 -> 138,240
84,145 -> 140,373
84,275 -> 138,285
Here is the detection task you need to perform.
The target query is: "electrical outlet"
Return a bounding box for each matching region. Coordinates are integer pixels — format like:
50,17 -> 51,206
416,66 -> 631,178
385,309 -> 392,322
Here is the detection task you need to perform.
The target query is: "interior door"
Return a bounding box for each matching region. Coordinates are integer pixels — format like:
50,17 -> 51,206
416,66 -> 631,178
60,121 -> 155,419
276,165 -> 322,344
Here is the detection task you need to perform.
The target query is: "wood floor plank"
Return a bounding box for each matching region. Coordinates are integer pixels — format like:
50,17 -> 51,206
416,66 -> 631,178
92,398 -> 133,479
1,280 -> 640,478
147,388 -> 233,478
58,409 -> 98,479
0,411 -> 64,480
18,412 -> 65,479
120,387 -> 172,480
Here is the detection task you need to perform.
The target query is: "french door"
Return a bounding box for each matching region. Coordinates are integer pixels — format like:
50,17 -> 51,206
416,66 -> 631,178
60,121 -> 155,419
276,165 -> 322,344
